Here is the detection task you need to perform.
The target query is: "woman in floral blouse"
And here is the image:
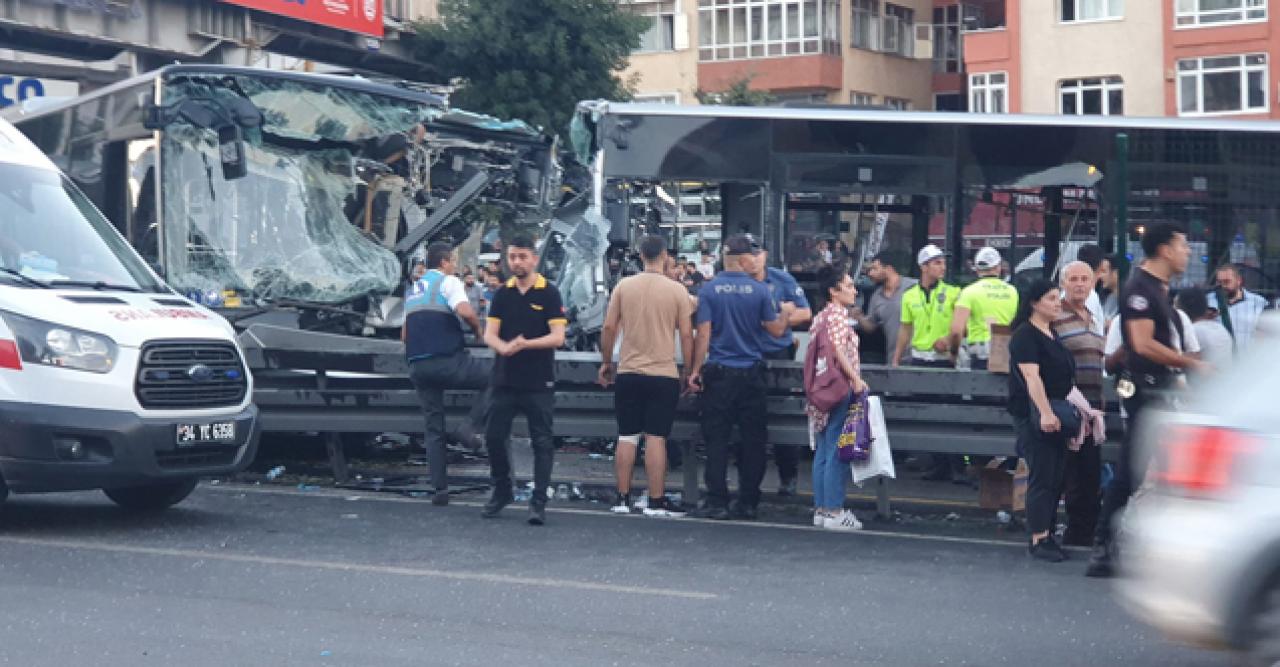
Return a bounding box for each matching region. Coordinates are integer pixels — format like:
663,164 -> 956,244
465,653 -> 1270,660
806,265 -> 869,531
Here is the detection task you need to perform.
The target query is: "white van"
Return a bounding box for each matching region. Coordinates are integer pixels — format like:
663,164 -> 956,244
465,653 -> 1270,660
0,118 -> 258,510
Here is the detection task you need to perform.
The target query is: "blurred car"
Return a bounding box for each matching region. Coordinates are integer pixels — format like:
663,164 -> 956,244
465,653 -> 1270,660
1117,313 -> 1280,665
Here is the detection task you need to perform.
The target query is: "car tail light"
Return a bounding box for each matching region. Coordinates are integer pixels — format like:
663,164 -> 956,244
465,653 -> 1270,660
1152,426 -> 1259,498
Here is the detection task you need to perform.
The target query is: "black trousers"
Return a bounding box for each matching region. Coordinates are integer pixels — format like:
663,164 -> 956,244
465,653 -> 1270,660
1062,437 -> 1102,544
701,363 -> 768,509
1094,389 -> 1158,544
1015,414 -> 1067,537
485,388 -> 555,505
408,353 -> 490,492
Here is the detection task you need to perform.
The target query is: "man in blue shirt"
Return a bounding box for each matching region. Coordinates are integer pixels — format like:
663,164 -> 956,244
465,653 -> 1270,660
747,243 -> 812,496
687,234 -> 791,520
404,242 -> 486,506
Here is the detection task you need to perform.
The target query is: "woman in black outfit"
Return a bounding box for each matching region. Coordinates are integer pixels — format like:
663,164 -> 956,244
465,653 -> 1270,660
1007,279 -> 1077,563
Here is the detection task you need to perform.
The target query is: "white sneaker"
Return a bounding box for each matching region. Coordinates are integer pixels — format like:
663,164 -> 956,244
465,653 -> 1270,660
823,510 -> 863,532
813,512 -> 827,527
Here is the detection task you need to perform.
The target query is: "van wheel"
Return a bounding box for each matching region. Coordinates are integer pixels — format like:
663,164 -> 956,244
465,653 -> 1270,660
1248,580 -> 1280,666
104,479 -> 199,511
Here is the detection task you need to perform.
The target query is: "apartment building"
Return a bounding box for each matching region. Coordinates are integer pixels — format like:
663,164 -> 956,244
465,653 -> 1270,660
963,0 -> 1279,119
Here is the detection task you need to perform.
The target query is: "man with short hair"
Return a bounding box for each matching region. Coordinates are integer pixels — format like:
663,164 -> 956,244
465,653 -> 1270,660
688,234 -> 791,520
1208,263 -> 1268,352
851,250 -> 917,364
950,247 -> 1019,371
1054,261 -> 1107,546
462,271 -> 484,312
404,242 -> 487,506
1178,287 -> 1233,371
1088,222 -> 1207,577
697,251 -> 716,279
480,234 -> 568,526
893,244 -> 959,368
598,236 -> 694,517
746,242 -> 812,496
1074,244 -> 1108,336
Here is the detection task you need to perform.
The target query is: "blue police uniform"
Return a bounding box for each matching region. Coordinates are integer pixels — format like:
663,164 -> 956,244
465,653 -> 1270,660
759,266 -> 810,358
695,270 -> 780,514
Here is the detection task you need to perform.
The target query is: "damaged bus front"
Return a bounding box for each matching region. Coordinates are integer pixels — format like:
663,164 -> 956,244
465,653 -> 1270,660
9,65 -> 564,341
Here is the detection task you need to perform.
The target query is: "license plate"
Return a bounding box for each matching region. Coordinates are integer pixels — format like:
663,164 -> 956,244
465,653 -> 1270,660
176,422 -> 236,446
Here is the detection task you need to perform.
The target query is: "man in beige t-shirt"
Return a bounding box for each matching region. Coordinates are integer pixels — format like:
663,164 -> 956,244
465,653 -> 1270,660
598,235 -> 694,516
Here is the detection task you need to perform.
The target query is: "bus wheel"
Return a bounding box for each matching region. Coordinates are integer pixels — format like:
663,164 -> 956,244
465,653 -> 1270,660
104,479 -> 199,511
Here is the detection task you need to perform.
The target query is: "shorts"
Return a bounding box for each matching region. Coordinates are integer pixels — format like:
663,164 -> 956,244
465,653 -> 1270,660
614,373 -> 681,440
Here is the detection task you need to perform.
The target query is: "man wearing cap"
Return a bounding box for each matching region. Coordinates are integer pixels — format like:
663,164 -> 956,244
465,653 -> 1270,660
892,244 -> 960,369
745,238 -> 812,497
687,234 -> 791,520
950,247 -> 1019,371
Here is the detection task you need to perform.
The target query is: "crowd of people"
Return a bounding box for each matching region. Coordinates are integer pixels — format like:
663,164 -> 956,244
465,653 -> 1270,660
401,225 -> 1267,557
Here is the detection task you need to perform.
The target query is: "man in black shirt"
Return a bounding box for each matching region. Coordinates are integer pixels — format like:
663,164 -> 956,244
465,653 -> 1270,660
1087,222 -> 1206,577
480,234 -> 567,526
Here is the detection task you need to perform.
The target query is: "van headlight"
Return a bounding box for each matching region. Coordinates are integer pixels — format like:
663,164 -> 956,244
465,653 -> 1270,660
0,311 -> 117,373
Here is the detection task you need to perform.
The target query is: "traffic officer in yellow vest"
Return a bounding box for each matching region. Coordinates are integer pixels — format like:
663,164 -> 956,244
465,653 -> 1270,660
949,247 -> 1019,371
892,244 -> 960,369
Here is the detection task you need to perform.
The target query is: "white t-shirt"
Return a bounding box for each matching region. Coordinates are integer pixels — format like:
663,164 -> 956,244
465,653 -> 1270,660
1192,319 -> 1234,370
697,261 -> 715,279
1105,309 -> 1198,355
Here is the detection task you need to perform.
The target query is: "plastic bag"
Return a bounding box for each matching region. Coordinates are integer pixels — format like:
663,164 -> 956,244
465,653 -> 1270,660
852,395 -> 896,485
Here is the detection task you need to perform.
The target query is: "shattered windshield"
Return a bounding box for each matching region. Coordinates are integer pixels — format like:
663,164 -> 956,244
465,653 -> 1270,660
158,73 -> 442,305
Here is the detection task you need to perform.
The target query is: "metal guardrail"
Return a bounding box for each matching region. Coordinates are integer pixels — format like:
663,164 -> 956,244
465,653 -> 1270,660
241,324 -> 1125,513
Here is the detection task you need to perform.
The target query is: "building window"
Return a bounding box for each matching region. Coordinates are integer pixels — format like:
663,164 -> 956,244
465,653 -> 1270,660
774,91 -> 830,105
1061,0 -> 1124,22
1059,77 -> 1124,115
883,97 -> 911,110
850,91 -> 875,106
633,92 -> 681,104
632,1 -> 678,53
1175,0 -> 1266,26
881,4 -> 914,57
1177,54 -> 1268,116
932,5 -> 961,73
698,0 -> 840,62
853,0 -> 879,49
969,72 -> 1007,113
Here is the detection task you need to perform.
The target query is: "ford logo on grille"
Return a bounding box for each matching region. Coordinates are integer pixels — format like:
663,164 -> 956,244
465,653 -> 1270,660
187,364 -> 215,382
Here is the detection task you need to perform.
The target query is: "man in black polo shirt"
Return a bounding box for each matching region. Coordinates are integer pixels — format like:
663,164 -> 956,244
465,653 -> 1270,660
480,233 -> 567,526
1087,222 -> 1205,577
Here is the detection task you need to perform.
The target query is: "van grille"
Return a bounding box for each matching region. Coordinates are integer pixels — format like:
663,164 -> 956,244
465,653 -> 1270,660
135,341 -> 248,410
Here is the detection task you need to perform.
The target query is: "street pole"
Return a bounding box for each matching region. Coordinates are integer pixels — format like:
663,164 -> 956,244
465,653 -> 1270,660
1114,133 -> 1129,266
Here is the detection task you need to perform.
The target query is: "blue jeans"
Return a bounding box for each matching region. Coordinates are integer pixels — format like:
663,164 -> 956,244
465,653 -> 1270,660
813,393 -> 854,511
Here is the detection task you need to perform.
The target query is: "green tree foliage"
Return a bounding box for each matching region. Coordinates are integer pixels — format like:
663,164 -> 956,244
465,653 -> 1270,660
412,0 -> 647,136
695,76 -> 776,106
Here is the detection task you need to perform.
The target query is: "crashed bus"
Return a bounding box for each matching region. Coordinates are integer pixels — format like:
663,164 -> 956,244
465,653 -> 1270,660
13,78 -> 1280,504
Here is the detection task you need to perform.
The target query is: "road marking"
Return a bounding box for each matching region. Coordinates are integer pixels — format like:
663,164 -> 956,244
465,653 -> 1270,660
0,535 -> 717,601
206,483 -> 1041,550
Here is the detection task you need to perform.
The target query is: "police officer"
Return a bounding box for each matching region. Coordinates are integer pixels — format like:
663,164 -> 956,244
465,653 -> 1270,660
1087,222 -> 1205,577
480,234 -> 568,526
893,244 -> 961,482
687,234 -> 791,520
892,244 -> 959,369
746,241 -> 812,496
950,247 -> 1019,371
404,242 -> 486,507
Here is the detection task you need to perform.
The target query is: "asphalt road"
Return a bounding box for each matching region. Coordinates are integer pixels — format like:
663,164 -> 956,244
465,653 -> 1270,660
0,484 -> 1233,667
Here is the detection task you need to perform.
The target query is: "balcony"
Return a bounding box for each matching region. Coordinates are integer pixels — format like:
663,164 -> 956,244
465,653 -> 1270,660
962,25 -> 1010,67
698,54 -> 843,93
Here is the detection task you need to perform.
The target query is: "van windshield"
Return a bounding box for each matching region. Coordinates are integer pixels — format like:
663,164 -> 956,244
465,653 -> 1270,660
0,163 -> 164,292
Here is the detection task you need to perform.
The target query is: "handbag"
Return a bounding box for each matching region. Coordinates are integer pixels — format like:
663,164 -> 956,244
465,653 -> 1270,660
1033,398 -> 1082,438
836,390 -> 872,463
803,318 -> 852,413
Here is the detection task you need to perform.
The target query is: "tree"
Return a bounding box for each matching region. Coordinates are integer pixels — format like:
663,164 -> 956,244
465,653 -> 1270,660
411,0 -> 647,137
695,76 -> 776,107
